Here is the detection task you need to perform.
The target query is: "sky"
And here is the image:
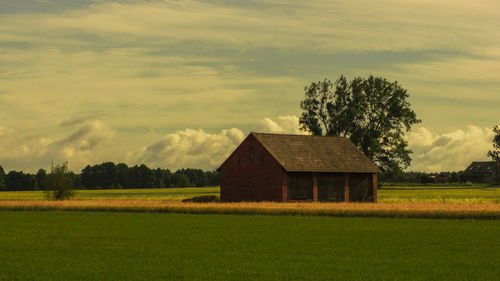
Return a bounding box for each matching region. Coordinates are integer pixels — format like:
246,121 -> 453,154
0,0 -> 499,173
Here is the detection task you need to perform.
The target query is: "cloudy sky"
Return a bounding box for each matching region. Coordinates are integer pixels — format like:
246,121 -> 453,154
0,0 -> 498,173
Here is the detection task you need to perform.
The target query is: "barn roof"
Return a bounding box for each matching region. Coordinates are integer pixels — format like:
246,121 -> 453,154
464,161 -> 497,174
251,133 -> 381,173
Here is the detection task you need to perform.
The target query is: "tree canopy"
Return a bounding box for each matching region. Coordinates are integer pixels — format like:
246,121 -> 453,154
5,170 -> 36,189
299,75 -> 420,172
0,165 -> 5,188
0,162 -> 220,190
78,163 -> 219,189
36,169 -> 47,189
487,125 -> 500,161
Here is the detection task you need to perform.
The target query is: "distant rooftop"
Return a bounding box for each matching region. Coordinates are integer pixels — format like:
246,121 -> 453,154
465,161 -> 497,173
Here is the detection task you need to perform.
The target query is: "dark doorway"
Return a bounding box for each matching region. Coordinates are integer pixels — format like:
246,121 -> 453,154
317,173 -> 345,202
287,173 -> 313,201
349,173 -> 372,202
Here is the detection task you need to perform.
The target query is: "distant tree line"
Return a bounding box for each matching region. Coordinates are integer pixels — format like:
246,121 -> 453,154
0,163 -> 478,190
0,163 -> 219,190
380,170 -> 467,184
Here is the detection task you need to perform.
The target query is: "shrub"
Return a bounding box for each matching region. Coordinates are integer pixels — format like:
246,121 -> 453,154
44,162 -> 75,201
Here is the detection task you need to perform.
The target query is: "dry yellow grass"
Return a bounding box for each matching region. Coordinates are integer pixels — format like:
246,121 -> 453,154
0,200 -> 498,219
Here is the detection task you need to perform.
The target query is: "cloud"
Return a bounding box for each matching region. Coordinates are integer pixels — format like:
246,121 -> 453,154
51,120 -> 114,150
60,114 -> 98,127
0,0 -> 499,139
0,115 -> 299,172
1,0 -> 499,175
0,120 -> 116,172
0,114 -> 496,173
0,126 -> 14,137
253,115 -> 304,134
2,0 -> 498,54
140,128 -> 245,170
408,126 -> 493,172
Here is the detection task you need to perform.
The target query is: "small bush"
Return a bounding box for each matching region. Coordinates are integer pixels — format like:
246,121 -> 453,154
182,195 -> 220,203
44,162 -> 74,201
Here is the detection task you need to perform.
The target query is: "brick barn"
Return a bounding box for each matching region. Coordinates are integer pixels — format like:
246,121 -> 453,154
464,161 -> 500,183
218,133 -> 381,202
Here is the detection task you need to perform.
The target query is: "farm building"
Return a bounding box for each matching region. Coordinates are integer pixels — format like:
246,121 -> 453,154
218,133 -> 381,202
464,161 -> 500,183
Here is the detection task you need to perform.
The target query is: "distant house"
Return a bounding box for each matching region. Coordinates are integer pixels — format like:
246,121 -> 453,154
436,176 -> 447,184
218,133 -> 381,202
464,161 -> 500,183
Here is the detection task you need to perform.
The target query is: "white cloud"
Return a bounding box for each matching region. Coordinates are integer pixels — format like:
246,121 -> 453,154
0,114 -> 495,173
139,115 -> 306,170
0,120 -> 116,172
138,122 -> 496,172
408,126 -> 493,172
140,128 -> 245,170
0,115 -> 297,172
253,115 -> 305,134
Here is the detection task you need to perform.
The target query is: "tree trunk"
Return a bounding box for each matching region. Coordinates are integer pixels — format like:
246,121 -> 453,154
496,160 -> 500,183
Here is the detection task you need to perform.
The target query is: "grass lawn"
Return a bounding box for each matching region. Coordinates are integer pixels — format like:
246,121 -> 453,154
378,185 -> 500,203
0,211 -> 498,281
1,185 -> 498,203
0,187 -> 219,201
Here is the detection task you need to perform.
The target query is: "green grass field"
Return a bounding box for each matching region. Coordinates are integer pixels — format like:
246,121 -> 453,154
0,187 -> 220,201
1,185 -> 498,203
0,211 -> 498,281
379,185 -> 500,203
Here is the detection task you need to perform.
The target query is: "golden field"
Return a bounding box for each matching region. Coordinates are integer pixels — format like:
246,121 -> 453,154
0,200 -> 498,219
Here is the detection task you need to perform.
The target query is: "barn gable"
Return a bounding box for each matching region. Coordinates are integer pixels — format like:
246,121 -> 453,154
218,133 -> 281,172
218,133 -> 285,202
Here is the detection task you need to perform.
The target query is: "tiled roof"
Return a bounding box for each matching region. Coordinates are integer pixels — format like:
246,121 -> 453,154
465,161 -> 497,174
252,133 -> 381,173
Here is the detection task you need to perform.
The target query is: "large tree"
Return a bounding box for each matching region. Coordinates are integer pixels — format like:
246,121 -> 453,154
487,125 -> 500,161
299,75 -> 421,172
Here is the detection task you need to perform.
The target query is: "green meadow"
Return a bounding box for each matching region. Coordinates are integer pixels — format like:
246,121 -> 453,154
0,185 -> 498,203
0,185 -> 498,280
379,184 -> 500,203
0,187 -> 220,201
0,212 -> 498,281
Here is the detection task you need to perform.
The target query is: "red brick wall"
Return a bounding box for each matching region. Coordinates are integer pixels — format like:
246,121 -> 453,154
219,134 -> 285,202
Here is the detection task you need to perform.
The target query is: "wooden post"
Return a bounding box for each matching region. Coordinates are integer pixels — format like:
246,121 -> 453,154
372,173 -> 377,203
282,171 -> 288,202
312,173 -> 318,202
344,173 -> 349,202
